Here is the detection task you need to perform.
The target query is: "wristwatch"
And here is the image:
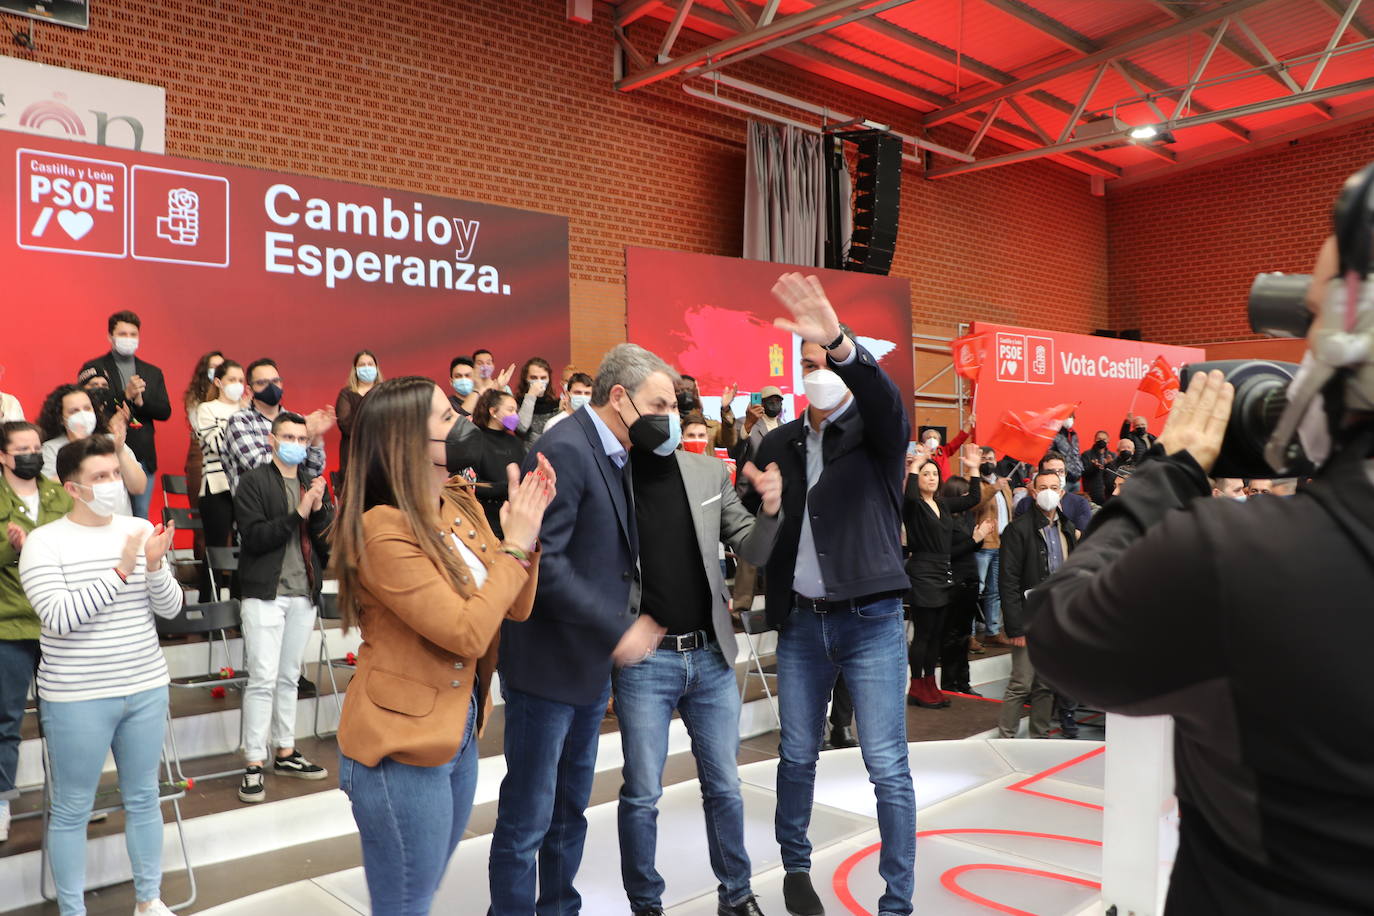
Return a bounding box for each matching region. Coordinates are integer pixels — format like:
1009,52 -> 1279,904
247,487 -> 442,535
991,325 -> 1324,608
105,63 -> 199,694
821,330 -> 846,351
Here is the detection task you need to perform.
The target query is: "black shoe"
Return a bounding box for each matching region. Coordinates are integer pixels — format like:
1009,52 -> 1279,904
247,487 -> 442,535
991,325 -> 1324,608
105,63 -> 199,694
783,872 -> 823,916
273,750 -> 328,780
720,896 -> 765,916
828,725 -> 858,749
633,909 -> 665,916
238,766 -> 265,804
297,675 -> 317,698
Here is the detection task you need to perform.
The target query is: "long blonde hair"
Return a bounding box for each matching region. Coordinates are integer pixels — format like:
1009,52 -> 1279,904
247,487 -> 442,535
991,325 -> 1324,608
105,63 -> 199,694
347,349 -> 384,394
331,376 -> 465,629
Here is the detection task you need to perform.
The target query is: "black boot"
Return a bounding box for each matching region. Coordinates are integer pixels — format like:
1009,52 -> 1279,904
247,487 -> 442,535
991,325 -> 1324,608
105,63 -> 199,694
783,872 -> 824,916
828,725 -> 858,749
719,895 -> 766,916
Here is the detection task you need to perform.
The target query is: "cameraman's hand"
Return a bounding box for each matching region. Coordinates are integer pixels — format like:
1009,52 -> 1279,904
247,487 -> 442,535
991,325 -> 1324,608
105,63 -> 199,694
1159,369 -> 1234,474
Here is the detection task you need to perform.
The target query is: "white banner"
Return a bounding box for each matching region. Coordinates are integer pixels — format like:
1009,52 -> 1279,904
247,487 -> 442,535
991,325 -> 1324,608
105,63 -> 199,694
0,57 -> 164,152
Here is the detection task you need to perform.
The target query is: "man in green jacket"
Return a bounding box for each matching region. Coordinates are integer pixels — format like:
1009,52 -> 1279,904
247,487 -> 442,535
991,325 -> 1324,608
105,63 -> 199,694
0,420 -> 72,841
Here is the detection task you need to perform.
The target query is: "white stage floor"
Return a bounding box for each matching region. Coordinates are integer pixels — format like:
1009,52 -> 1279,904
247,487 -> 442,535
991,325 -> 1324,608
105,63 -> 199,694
199,739 -> 1107,916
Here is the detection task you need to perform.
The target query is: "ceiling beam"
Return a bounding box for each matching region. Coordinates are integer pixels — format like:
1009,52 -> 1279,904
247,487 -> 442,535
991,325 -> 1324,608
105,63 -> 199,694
982,0 -> 1252,140
1314,0 -> 1374,40
615,0 -> 919,92
922,0 -> 1277,127
616,0 -> 664,26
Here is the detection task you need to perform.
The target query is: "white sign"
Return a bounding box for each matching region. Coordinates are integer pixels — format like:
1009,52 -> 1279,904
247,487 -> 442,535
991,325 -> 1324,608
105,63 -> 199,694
0,57 -> 164,152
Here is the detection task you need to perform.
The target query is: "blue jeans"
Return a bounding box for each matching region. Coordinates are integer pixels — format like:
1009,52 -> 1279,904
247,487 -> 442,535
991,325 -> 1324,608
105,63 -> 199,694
339,699 -> 478,916
488,680 -> 611,916
41,686 -> 169,916
128,459 -> 152,521
776,598 -> 915,916
0,639 -> 39,799
975,548 -> 1002,636
613,644 -> 751,911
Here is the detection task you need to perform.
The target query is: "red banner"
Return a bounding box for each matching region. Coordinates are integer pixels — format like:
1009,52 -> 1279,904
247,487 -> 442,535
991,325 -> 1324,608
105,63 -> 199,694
969,322 -> 1204,455
0,132 -> 570,487
624,248 -> 913,427
951,332 -> 986,382
1136,355 -> 1181,419
984,402 -> 1079,465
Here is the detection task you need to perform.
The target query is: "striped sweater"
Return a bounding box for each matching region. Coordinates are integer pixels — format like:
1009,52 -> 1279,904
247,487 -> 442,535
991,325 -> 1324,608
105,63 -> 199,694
18,515 -> 183,702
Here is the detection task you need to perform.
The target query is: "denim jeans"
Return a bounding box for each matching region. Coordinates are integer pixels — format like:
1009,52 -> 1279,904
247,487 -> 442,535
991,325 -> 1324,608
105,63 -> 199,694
975,548 -> 1002,636
0,639 -> 39,799
613,644 -> 751,911
339,699 -> 477,916
776,598 -> 915,916
240,595 -> 315,762
41,686 -> 169,916
128,459 -> 152,521
488,680 -> 611,916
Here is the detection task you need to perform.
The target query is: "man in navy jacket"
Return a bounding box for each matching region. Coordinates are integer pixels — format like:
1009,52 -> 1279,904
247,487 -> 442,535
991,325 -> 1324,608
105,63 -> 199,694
489,343 -> 673,916
748,274 -> 914,916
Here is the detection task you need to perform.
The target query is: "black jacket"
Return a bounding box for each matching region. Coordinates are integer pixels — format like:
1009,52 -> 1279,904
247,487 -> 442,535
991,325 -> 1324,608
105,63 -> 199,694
233,461 -> 332,603
902,475 -> 981,608
749,341 -> 911,628
997,501 -> 1078,638
1120,418 -> 1156,456
1027,436 -> 1374,915
80,352 -> 171,472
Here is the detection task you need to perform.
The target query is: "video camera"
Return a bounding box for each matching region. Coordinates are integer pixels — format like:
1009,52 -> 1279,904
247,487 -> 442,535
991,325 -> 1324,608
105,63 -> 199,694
1183,161 -> 1374,479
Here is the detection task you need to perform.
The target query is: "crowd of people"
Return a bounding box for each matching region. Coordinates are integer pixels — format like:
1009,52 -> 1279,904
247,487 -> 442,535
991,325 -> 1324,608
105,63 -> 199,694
0,292 -> 1315,916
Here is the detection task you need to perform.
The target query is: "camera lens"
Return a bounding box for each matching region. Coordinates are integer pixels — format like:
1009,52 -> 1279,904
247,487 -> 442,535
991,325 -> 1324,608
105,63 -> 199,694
1249,273 -> 1314,339
1180,359 -> 1314,479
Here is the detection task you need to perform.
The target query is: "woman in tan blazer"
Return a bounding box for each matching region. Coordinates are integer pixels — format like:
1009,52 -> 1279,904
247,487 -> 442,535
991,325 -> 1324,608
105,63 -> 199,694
330,376 -> 555,916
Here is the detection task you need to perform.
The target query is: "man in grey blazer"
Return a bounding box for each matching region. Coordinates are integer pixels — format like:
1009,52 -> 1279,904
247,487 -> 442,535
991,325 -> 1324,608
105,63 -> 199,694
614,429 -> 783,916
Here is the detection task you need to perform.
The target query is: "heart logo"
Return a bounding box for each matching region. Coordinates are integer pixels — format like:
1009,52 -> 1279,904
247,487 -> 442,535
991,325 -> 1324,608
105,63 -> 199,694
1005,360 -> 1018,375
57,210 -> 95,241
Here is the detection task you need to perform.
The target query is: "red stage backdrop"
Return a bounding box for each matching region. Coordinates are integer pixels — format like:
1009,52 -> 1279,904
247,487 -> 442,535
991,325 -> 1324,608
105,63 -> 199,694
967,321 -> 1205,450
0,131 -> 570,497
625,248 -> 913,428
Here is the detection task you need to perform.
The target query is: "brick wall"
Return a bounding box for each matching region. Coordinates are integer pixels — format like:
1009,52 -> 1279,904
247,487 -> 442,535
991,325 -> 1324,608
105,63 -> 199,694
1106,119 -> 1374,346
3,0 -> 1108,389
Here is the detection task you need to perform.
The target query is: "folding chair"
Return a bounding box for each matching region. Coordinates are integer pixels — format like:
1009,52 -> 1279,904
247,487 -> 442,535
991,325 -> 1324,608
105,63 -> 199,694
312,593 -> 357,738
38,712 -> 197,911
738,606 -> 780,729
156,598 -> 248,784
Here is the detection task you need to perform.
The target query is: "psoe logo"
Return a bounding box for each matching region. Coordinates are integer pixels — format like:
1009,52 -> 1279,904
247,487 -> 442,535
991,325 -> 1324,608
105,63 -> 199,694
5,92 -> 151,151
995,333 -> 1027,383
1027,335 -> 1055,385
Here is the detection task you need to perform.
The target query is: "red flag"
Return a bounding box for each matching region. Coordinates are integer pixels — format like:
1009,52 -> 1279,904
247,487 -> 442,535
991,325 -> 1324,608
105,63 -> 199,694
951,333 -> 987,382
984,402 -> 1078,465
1137,355 -> 1180,419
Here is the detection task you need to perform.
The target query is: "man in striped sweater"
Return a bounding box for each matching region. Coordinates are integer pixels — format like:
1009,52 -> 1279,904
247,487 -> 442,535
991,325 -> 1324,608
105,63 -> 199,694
18,436 -> 181,916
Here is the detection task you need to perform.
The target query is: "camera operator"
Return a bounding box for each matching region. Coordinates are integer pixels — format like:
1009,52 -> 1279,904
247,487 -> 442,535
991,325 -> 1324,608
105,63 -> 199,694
1026,223 -> 1374,912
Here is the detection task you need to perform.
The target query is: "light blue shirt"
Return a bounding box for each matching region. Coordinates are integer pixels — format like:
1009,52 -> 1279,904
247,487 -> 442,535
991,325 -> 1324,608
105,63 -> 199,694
583,404 -> 628,469
792,346 -> 859,599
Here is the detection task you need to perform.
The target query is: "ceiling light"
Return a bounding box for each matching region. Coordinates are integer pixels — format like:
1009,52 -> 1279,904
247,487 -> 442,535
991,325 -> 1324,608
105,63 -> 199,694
1129,125 -> 1159,140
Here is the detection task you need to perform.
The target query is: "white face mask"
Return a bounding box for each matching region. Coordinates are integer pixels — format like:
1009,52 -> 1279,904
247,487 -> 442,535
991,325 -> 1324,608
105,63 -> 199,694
222,382 -> 245,402
923,437 -> 939,451
803,369 -> 850,411
76,480 -> 124,517
112,337 -> 139,358
1231,494 -> 1248,503
1036,489 -> 1062,512
1063,417 -> 1075,430
66,409 -> 98,438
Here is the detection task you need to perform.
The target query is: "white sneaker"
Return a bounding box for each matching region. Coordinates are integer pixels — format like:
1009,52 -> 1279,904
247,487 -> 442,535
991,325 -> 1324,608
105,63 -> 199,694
133,901 -> 175,916
0,799 -> 10,842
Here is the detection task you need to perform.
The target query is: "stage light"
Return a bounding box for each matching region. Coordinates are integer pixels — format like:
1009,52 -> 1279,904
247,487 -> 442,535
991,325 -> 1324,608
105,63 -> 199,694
1129,125 -> 1159,140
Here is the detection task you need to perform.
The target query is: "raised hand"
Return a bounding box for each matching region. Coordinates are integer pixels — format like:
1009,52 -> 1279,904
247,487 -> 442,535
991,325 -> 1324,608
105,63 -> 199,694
144,521 -> 175,572
1158,370 -> 1234,474
722,383 -> 738,407
499,455 -> 556,553
306,406 -> 336,440
960,442 -> 982,471
973,518 -> 995,542
124,374 -> 147,406
118,530 -> 148,578
741,461 -> 782,516
496,363 -> 517,391
109,403 -> 132,450
743,403 -> 765,434
771,273 -> 843,347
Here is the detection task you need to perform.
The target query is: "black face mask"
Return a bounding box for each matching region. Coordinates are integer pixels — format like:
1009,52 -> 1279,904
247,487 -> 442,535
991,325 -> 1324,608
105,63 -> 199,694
762,399 -> 782,419
1094,440 -> 1108,450
1134,426 -> 1148,435
676,391 -> 700,414
978,461 -> 995,478
254,383 -> 284,407
625,397 -> 674,455
1118,451 -> 1135,464
10,453 -> 43,481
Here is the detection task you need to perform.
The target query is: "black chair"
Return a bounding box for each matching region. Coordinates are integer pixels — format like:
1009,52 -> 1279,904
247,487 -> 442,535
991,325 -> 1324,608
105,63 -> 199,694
738,607 -> 780,728
157,599 -> 248,784
312,592 -> 357,738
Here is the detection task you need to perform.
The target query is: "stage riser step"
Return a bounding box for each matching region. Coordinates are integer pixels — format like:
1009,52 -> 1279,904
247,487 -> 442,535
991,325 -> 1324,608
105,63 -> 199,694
0,694 -> 782,912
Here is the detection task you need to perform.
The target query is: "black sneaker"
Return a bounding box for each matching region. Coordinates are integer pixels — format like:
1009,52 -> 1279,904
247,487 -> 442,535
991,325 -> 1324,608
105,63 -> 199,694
297,675 -> 318,698
782,872 -> 823,916
238,766 -> 265,803
273,750 -> 328,780
720,895 -> 765,916
632,909 -> 665,916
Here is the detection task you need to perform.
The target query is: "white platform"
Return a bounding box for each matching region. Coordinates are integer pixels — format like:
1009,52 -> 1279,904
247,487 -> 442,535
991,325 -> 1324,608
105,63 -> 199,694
197,740 -> 1110,916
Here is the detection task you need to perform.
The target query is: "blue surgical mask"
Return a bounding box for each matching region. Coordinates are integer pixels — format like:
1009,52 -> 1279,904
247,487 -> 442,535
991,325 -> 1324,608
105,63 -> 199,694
276,441 -> 307,466
356,365 -> 377,383
451,377 -> 474,396
569,394 -> 590,411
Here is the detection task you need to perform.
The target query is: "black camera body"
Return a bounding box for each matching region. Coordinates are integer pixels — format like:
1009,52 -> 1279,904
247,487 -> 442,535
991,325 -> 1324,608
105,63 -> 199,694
1177,358 -> 1312,479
